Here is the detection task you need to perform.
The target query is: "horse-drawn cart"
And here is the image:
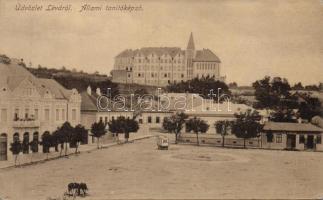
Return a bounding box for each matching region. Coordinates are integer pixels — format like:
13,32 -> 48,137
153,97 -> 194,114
157,136 -> 169,150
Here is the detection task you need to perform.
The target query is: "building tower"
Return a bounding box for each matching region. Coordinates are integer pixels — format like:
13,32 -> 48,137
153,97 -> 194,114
185,32 -> 195,80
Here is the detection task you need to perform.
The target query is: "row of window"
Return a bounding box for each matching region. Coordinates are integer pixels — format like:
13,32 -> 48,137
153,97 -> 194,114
136,65 -> 185,71
267,133 -> 282,143
101,115 -> 165,124
137,73 -> 185,78
196,63 -> 217,70
99,115 -> 132,124
196,74 -> 216,79
116,65 -> 186,72
116,57 -> 185,65
299,135 -> 321,144
136,80 -> 179,85
132,79 -> 172,85
267,134 -> 322,144
0,108 -> 77,122
139,116 -> 162,124
99,115 -> 166,124
136,58 -> 184,64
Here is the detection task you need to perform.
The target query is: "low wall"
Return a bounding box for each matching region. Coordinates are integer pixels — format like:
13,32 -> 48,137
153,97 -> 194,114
178,133 -> 261,148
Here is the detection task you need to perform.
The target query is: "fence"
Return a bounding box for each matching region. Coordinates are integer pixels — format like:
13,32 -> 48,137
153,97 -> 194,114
178,133 -> 261,148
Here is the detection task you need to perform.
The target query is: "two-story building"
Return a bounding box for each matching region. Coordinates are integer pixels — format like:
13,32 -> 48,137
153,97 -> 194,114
0,58 -> 81,161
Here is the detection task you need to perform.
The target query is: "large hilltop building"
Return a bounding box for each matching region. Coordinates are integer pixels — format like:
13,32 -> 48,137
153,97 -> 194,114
111,33 -> 225,86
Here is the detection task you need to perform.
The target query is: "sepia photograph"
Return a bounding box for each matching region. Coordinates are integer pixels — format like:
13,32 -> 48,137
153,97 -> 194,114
0,0 -> 323,199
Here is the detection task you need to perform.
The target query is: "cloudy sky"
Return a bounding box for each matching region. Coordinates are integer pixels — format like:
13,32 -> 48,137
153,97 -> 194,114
0,0 -> 322,86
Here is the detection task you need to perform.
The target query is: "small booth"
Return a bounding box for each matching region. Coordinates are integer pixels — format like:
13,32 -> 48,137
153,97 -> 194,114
261,122 -> 323,151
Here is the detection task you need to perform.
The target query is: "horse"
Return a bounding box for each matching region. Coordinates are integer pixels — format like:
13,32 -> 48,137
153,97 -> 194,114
67,182 -> 88,196
79,182 -> 88,196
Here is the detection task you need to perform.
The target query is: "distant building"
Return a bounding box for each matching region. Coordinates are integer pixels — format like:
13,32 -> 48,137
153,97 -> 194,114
261,122 -> 323,151
80,87 -> 133,143
111,33 -> 225,86
0,58 -> 81,161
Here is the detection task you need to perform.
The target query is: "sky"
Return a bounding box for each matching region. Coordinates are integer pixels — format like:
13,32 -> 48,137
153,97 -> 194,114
0,0 -> 322,86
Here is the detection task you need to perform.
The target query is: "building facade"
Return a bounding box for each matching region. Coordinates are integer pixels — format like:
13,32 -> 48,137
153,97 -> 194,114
0,58 -> 81,161
112,33 -> 225,86
261,122 -> 323,151
80,87 -> 134,143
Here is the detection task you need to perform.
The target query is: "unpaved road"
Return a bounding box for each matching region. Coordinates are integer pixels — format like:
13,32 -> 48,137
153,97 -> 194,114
1,137 -> 323,199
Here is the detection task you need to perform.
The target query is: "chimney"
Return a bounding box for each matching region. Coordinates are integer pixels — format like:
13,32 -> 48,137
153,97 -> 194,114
96,88 -> 101,96
87,86 -> 92,96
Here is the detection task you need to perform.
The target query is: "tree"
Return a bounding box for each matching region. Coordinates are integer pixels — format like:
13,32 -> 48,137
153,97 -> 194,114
108,118 -> 121,142
29,137 -> 39,162
72,124 -> 87,154
108,116 -> 139,143
304,84 -> 320,91
59,122 -> 74,156
292,82 -> 304,90
166,77 -> 230,101
228,82 -> 238,88
41,131 -> 51,160
298,95 -> 322,121
270,108 -> 297,123
253,76 -> 294,109
0,54 -> 11,64
91,121 -> 107,148
123,117 -> 139,142
231,109 -> 263,148
186,117 -> 209,146
134,88 -> 148,98
22,135 -> 29,154
162,112 -> 188,144
51,130 -> 60,153
215,120 -> 231,147
10,140 -> 21,166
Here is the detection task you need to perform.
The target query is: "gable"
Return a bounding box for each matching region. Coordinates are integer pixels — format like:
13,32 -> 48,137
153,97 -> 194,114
11,77 -> 42,98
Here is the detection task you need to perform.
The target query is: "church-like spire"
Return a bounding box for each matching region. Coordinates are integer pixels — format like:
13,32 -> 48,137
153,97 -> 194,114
187,32 -> 195,50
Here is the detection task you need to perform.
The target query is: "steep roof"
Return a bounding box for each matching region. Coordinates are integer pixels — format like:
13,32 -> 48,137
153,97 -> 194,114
312,116 -> 323,129
81,91 -> 122,112
0,57 -> 75,100
116,49 -> 134,58
115,33 -> 221,62
263,122 -> 323,132
115,47 -> 183,58
187,32 -> 195,50
38,78 -> 73,99
194,49 -> 221,62
81,91 -> 100,111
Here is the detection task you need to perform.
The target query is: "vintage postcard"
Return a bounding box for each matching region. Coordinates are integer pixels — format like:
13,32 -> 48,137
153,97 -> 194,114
0,0 -> 322,199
